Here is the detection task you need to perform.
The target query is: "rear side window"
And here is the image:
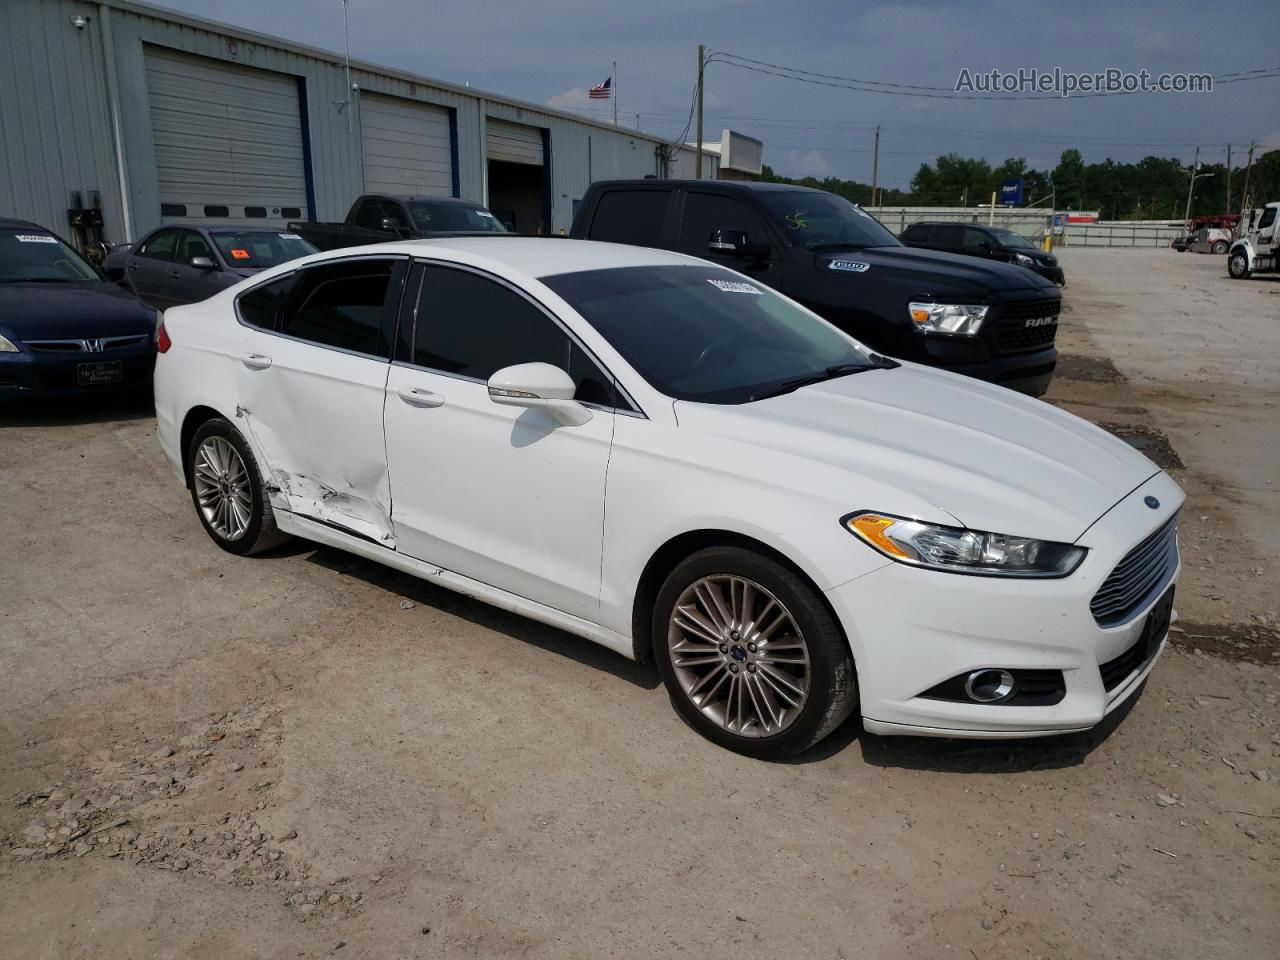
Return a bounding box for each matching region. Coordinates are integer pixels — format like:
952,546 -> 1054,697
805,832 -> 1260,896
902,224 -> 932,242
278,259 -> 398,356
677,193 -> 771,256
932,224 -> 963,247
963,228 -> 991,249
412,265 -> 618,407
237,274 -> 299,331
138,228 -> 180,261
588,190 -> 669,246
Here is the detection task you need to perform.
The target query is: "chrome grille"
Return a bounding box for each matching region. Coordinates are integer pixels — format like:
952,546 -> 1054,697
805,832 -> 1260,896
1090,515 -> 1178,627
26,335 -> 149,352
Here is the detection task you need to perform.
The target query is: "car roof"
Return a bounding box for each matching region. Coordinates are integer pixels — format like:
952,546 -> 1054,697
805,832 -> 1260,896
0,217 -> 48,232
910,222 -> 991,229
589,179 -> 828,195
381,195 -> 486,206
296,236 -> 700,279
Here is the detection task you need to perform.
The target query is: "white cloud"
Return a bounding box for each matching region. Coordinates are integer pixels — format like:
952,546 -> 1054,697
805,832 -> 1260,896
546,87 -> 592,110
787,149 -> 830,177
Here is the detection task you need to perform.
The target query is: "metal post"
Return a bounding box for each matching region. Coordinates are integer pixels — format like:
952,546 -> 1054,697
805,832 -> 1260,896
695,44 -> 704,180
871,125 -> 879,206
612,59 -> 617,127
97,3 -> 133,240
1225,143 -> 1232,215
1184,146 -> 1199,225
989,192 -> 996,225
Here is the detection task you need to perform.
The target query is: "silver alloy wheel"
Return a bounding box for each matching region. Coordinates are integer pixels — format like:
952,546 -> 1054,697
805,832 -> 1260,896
192,436 -> 253,542
1229,253 -> 1248,278
667,574 -> 811,738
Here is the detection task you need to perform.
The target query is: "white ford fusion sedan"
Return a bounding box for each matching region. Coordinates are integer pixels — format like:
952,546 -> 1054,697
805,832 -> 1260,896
154,237 -> 1182,758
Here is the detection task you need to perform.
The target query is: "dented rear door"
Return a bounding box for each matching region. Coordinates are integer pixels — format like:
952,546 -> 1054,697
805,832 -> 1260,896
235,256 -> 407,546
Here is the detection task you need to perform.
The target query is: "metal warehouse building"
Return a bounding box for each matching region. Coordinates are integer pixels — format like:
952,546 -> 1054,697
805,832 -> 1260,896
1,0 -> 725,246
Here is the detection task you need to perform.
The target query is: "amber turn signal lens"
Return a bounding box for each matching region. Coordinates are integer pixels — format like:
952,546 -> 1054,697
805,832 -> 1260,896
846,514 -> 911,558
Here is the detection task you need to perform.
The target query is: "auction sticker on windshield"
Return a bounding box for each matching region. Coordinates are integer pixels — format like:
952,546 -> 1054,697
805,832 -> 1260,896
706,279 -> 763,294
15,234 -> 57,243
828,260 -> 870,273
230,249 -> 250,260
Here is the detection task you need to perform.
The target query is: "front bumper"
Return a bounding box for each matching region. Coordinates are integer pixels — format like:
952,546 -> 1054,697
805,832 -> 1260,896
922,342 -> 1057,397
0,343 -> 155,398
1034,264 -> 1065,285
826,472 -> 1183,738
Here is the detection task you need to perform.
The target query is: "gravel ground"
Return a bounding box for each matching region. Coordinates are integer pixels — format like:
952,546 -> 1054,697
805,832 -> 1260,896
1,246 -> 1276,959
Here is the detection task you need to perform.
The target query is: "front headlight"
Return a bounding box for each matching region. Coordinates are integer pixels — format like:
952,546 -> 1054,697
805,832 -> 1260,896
907,302 -> 987,335
843,512 -> 1085,578
1013,252 -> 1036,266
0,334 -> 20,353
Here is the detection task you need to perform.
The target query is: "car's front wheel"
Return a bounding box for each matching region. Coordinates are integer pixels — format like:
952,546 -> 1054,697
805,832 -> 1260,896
652,546 -> 857,758
187,418 -> 289,556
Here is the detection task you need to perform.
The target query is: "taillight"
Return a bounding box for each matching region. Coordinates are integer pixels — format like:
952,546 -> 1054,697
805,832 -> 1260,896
156,320 -> 172,354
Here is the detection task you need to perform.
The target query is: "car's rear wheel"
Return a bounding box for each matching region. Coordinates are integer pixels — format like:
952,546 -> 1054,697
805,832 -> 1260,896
652,546 -> 857,758
1213,240 -> 1228,254
1228,251 -> 1251,279
187,418 -> 288,556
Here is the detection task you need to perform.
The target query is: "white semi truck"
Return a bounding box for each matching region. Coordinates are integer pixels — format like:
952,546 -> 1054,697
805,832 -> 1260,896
1228,202 -> 1278,279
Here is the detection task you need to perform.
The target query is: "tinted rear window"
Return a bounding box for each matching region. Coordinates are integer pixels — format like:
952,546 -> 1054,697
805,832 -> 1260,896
588,190 -> 669,246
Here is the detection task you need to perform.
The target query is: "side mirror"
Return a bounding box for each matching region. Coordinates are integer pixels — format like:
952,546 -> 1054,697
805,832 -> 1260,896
978,240 -> 993,252
708,228 -> 771,260
190,256 -> 216,270
487,362 -> 592,427
379,217 -> 402,234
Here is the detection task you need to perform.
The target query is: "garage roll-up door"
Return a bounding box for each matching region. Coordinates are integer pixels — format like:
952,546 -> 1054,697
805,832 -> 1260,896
360,93 -> 455,196
486,119 -> 544,165
144,46 -> 309,226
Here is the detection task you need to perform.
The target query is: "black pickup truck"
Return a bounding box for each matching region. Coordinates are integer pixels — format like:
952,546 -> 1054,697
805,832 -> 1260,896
571,180 -> 1062,396
288,195 -> 508,251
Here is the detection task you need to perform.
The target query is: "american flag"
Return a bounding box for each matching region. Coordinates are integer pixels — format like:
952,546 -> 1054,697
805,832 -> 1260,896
589,77 -> 612,99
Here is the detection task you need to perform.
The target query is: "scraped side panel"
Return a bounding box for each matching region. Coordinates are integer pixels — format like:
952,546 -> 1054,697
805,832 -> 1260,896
234,340 -> 395,546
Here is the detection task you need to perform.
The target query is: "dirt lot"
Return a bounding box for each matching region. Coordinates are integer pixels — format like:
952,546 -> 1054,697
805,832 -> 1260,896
1,247 -> 1276,959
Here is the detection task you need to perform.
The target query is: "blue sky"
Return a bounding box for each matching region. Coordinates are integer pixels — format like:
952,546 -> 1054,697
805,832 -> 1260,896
146,0 -> 1280,188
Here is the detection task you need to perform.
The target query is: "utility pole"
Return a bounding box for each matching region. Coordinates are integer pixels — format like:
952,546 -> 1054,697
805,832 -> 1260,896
695,44 -> 705,179
871,124 -> 880,207
1225,143 -> 1232,214
1239,142 -> 1257,216
1184,146 -> 1199,224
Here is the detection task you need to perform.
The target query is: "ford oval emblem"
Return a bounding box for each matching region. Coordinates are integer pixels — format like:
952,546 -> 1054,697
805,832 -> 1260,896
1144,496 -> 1160,509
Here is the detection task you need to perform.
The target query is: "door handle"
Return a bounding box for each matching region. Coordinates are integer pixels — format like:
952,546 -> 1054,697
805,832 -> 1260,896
397,387 -> 444,408
127,262 -> 138,270
241,354 -> 272,370
168,270 -> 181,279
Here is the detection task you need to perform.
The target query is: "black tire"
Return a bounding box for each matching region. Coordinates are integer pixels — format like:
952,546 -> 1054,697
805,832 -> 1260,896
1213,241 -> 1228,255
652,546 -> 858,759
1228,251 -> 1251,279
186,417 -> 289,556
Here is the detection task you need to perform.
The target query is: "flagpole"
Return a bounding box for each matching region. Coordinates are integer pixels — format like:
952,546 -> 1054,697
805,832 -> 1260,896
612,59 -> 617,126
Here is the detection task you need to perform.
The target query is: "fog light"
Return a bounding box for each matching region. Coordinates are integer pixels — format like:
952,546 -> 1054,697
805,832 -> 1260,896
964,669 -> 1016,703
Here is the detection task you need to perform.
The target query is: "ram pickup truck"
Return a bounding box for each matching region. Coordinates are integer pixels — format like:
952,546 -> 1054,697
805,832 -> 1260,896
571,180 -> 1062,396
288,195 -> 508,251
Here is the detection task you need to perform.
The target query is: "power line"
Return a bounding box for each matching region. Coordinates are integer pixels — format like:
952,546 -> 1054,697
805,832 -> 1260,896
710,52 -> 1280,101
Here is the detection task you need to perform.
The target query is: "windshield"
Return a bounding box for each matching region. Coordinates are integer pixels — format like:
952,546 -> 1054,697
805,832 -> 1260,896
211,231 -> 317,268
0,229 -> 99,283
758,191 -> 900,251
988,228 -> 1036,250
407,202 -> 508,233
542,265 -> 883,404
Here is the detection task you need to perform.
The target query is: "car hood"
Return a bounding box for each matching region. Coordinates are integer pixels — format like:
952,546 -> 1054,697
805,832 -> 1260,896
674,363 -> 1158,544
815,245 -> 1057,299
0,281 -> 156,339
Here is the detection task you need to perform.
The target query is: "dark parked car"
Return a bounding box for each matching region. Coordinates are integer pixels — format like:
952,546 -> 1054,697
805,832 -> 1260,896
900,222 -> 1065,285
288,195 -> 508,251
571,181 -> 1061,396
105,226 -> 317,309
0,218 -> 157,398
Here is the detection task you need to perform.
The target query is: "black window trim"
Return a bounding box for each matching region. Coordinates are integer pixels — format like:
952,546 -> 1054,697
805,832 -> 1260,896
396,257 -> 645,418
232,254 -> 410,363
